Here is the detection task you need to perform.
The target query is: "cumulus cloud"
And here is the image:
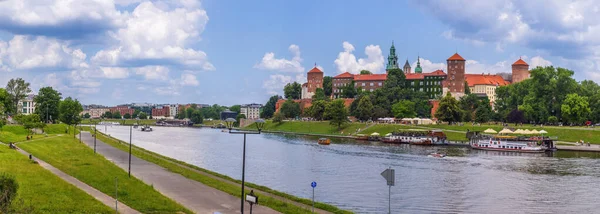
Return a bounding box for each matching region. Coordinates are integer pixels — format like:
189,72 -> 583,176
0,36 -> 88,70
262,74 -> 305,95
134,66 -> 170,80
530,56 -> 553,68
91,1 -> 213,70
100,67 -> 130,79
254,44 -> 304,73
334,41 -> 385,74
411,57 -> 446,73
180,73 -> 199,86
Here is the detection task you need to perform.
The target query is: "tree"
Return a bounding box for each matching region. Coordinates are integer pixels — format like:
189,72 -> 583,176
323,76 -> 333,96
33,87 -> 62,123
102,111 -> 112,119
83,113 -> 91,119
280,100 -> 301,119
392,100 -> 416,118
138,112 -> 148,119
435,93 -> 462,123
14,114 -> 45,134
561,93 -> 590,124
459,93 -> 479,122
230,105 -> 241,114
507,109 -> 525,124
123,113 -> 131,119
0,173 -> 18,213
261,95 -> 280,118
372,106 -> 388,119
5,78 -> 31,114
356,95 -> 374,121
547,116 -> 558,124
307,100 -> 327,120
186,107 -> 195,119
58,97 -> 83,126
475,99 -> 492,123
360,70 -> 372,75
283,82 -> 302,99
273,112 -> 284,124
190,109 -> 203,124
234,114 -> 245,127
312,88 -> 328,101
464,81 -> 471,94
112,112 -> 122,119
324,99 -> 348,129
132,109 -> 140,119
341,80 -> 357,98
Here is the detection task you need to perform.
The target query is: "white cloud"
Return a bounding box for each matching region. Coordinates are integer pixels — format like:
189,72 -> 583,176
100,67 -> 130,79
91,1 -> 213,70
0,36 -> 88,70
530,56 -> 553,68
254,44 -> 304,73
411,58 -> 446,73
134,66 -> 169,80
262,74 -> 305,95
334,41 -> 385,74
180,73 -> 199,86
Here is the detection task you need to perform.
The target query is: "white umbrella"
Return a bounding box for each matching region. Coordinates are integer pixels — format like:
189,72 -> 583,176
530,129 -> 540,135
483,128 -> 497,134
499,128 -> 513,134
523,129 -> 532,134
385,133 -> 392,136
539,130 -> 548,138
371,132 -> 380,136
513,129 -> 524,134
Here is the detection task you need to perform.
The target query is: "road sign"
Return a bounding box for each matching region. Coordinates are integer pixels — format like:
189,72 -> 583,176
311,181 -> 317,188
381,168 -> 395,186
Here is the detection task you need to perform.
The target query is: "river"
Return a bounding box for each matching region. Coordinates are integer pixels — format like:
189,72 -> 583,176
105,126 -> 600,213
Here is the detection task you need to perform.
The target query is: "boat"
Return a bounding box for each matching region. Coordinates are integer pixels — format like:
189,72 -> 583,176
141,125 -> 153,132
355,134 -> 369,141
468,131 -> 553,153
318,138 -> 331,145
428,152 -> 446,158
381,130 -> 447,145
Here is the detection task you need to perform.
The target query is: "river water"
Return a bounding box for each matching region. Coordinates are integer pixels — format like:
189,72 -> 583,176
105,126 -> 600,213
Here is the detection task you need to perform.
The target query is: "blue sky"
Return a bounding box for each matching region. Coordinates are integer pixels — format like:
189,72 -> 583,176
0,0 -> 598,106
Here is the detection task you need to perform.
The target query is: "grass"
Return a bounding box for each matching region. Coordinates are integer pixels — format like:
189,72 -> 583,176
256,120 -> 369,136
86,127 -> 352,214
17,135 -> 192,214
0,145 -> 113,213
80,119 -> 157,125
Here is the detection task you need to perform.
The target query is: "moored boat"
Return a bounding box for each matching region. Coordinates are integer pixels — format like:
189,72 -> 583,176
428,152 -> 446,158
468,132 -> 552,153
381,130 -> 447,145
355,134 -> 369,141
318,138 -> 331,145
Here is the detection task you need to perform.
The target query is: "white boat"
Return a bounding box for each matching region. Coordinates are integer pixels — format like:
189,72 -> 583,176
428,152 -> 446,158
469,135 -> 547,153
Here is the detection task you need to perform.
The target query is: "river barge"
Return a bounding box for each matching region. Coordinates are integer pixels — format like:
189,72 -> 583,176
468,132 -> 554,153
381,130 -> 448,145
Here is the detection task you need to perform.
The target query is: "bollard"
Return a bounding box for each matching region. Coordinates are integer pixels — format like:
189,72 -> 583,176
29,154 -> 32,160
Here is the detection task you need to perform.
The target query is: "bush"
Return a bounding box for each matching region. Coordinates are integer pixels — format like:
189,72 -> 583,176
0,173 -> 19,212
548,116 -> 558,124
273,112 -> 284,124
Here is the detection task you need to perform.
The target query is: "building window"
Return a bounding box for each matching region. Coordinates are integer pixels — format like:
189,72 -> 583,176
411,82 -> 414,86
370,89 -> 373,92
378,82 -> 382,86
362,83 -> 365,86
362,88 -> 366,91
370,83 -> 374,86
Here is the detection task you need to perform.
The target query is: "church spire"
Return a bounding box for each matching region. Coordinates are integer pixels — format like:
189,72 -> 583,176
386,41 -> 399,72
415,54 -> 423,73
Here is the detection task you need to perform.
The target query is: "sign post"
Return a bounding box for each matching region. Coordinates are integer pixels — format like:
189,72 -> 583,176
380,167 -> 395,214
245,190 -> 258,214
311,181 -> 317,213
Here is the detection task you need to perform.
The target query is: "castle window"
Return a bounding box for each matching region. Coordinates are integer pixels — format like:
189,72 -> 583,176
370,83 -> 374,86
378,82 -> 382,86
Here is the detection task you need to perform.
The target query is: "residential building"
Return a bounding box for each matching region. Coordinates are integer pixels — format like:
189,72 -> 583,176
168,104 -> 178,119
81,108 -> 110,119
240,103 -> 262,119
18,94 -> 36,115
465,74 -> 511,104
354,74 -> 387,92
301,65 -> 324,99
110,106 -> 135,118
152,105 -> 170,119
446,52 -> 466,96
512,58 -> 530,83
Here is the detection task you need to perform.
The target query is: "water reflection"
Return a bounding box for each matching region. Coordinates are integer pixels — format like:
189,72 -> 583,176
106,126 -> 600,213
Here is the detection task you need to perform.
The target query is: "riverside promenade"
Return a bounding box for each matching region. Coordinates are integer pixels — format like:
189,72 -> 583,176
79,132 -> 279,214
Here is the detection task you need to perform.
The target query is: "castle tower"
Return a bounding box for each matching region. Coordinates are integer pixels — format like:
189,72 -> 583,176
446,53 -> 466,93
415,55 -> 423,74
403,59 -> 411,73
511,57 -> 529,83
386,41 -> 399,72
307,64 -> 323,94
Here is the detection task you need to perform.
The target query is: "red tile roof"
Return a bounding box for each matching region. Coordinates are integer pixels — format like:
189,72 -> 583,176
424,69 -> 446,76
334,72 -> 354,79
465,74 -> 510,87
354,74 -> 387,81
512,58 -> 529,66
405,73 -> 425,80
447,53 -> 465,61
308,67 -> 323,73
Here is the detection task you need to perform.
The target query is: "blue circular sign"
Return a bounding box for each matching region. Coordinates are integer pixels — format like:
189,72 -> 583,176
311,181 -> 317,188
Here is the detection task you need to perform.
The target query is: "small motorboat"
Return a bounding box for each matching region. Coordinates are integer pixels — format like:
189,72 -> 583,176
318,138 -> 331,145
428,152 -> 446,158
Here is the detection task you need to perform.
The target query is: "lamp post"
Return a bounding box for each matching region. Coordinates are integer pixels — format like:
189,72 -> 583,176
94,119 -> 98,153
225,118 -> 265,214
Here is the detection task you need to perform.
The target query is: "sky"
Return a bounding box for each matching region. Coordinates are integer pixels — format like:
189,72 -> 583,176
0,0 -> 599,106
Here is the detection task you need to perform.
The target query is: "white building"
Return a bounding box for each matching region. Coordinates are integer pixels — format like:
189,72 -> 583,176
240,103 -> 262,120
18,94 -> 36,115
169,104 -> 178,119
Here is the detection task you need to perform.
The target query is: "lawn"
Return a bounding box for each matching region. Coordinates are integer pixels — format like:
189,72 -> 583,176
17,135 -> 192,214
80,119 -> 158,125
0,145 -> 113,213
86,127 -> 352,214
0,124 -> 80,143
257,120 -> 369,136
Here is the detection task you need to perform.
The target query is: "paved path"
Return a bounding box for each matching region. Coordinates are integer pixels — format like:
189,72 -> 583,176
79,132 -> 279,214
12,145 -> 140,214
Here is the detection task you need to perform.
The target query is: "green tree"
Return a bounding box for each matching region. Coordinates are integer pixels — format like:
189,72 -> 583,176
475,98 -> 492,123
360,70 -> 372,75
0,88 -> 11,115
5,78 -> 32,114
464,81 -> 471,94
132,109 -> 140,118
83,113 -> 91,119
273,112 -> 284,124
435,93 -> 462,123
186,107 -> 195,119
0,173 -> 18,213
260,95 -> 280,119
507,109 -> 525,124
323,76 -> 333,97
230,105 -> 241,113
284,82 -> 302,99
102,111 -> 112,119
123,113 -> 131,119
112,112 -> 122,119
392,100 -> 416,118
356,95 -> 374,121
561,93 -> 590,124
14,114 -> 45,134
340,80 -> 357,98
33,87 -> 62,123
547,116 -> 558,124
307,100 -> 327,120
372,106 -> 388,119
312,88 -> 328,101
190,109 -> 203,124
138,112 -> 148,119
58,97 -> 83,126
234,113 -> 246,127
280,99 -> 301,119
459,93 -> 479,122
324,99 -> 348,129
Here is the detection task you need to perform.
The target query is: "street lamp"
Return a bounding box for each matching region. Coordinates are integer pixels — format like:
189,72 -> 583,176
93,118 -> 98,153
225,118 -> 265,214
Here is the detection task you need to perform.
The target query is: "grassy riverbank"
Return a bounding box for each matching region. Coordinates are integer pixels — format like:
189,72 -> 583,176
252,120 -> 370,136
86,127 -> 352,214
0,144 -> 113,213
81,119 -> 157,125
17,134 -> 192,213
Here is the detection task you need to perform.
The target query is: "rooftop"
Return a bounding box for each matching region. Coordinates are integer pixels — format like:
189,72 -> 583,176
333,72 -> 354,79
447,53 -> 465,61
465,74 -> 511,87
308,67 -> 323,73
512,58 -> 529,66
354,74 -> 387,81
